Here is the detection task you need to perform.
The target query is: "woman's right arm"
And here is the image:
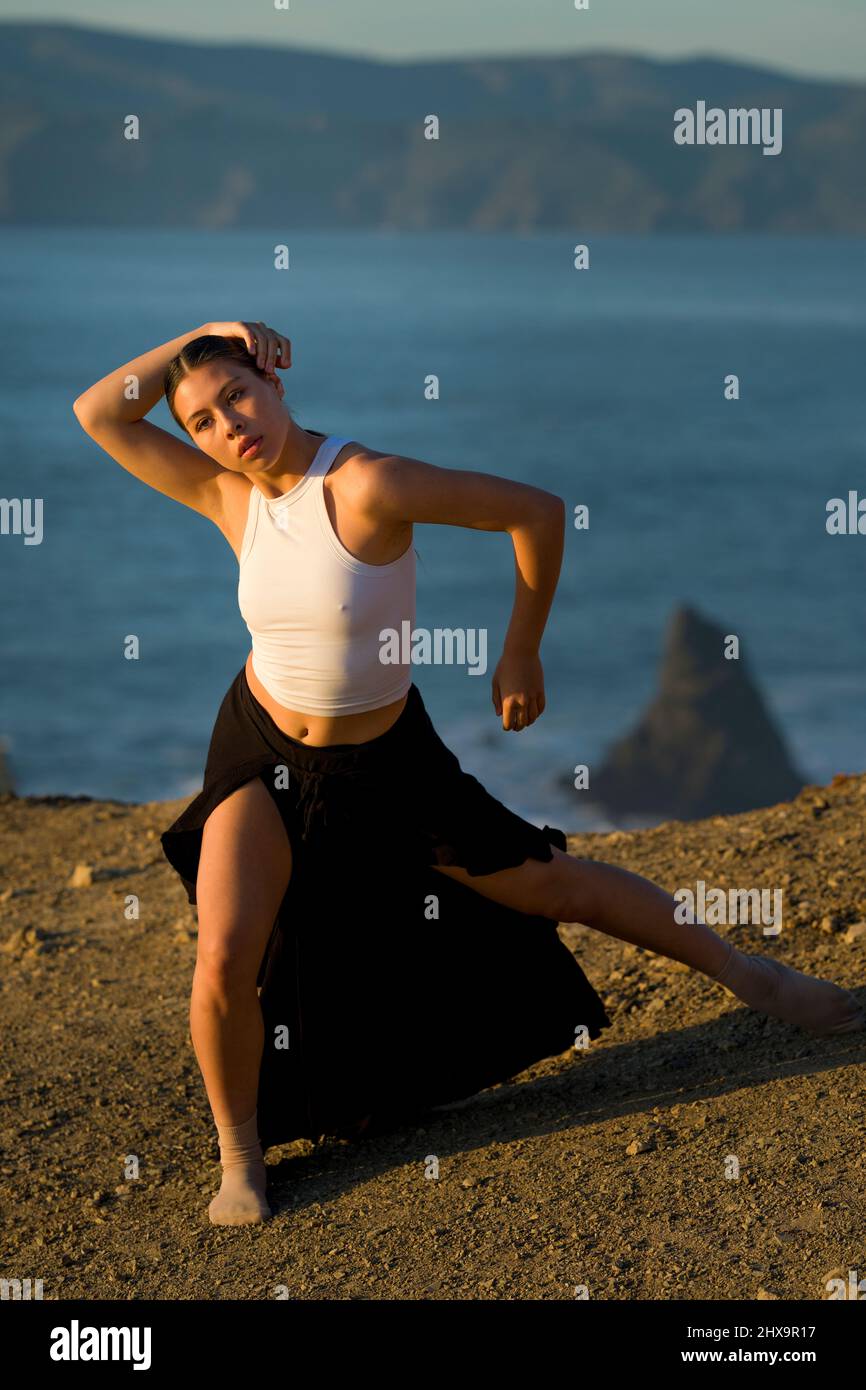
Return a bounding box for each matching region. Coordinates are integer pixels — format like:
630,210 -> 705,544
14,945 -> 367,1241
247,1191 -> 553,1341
71,321 -> 246,521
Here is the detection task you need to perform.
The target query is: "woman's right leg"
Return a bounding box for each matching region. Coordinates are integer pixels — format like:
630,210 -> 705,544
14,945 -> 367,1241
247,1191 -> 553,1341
190,776 -> 293,1224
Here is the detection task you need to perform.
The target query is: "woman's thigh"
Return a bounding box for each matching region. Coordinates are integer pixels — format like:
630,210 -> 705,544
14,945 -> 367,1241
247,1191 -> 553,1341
195,776 -> 294,989
431,845 -> 594,924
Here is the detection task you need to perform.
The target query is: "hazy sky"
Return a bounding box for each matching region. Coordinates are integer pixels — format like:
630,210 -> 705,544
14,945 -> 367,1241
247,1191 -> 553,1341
2,0 -> 864,83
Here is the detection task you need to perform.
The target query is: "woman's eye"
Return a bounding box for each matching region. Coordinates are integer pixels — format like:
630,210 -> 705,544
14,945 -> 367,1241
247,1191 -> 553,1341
195,388 -> 243,432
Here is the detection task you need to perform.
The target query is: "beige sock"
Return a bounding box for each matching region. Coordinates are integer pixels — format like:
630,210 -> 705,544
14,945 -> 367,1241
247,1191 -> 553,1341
208,1108 -> 272,1226
709,942 -> 866,1036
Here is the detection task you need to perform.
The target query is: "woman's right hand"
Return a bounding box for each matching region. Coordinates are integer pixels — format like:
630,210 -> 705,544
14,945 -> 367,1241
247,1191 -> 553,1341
206,321 -> 292,377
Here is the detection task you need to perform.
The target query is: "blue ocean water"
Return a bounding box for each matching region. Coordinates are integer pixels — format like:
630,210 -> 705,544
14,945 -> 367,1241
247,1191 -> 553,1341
1,229 -> 864,833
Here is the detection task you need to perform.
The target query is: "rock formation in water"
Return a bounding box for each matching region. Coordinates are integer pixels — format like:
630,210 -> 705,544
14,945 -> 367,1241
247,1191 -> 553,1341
589,604 -> 807,822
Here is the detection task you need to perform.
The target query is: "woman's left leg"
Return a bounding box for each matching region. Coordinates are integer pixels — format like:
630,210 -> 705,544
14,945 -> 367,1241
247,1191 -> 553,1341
433,848 -> 728,973
431,848 -> 865,1035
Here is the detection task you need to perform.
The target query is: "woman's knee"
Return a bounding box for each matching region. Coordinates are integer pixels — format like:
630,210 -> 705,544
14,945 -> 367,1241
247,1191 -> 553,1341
193,936 -> 266,997
194,898 -> 281,998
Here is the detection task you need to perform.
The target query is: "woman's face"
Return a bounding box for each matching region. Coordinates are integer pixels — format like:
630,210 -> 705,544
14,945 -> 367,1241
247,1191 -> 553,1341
174,360 -> 288,474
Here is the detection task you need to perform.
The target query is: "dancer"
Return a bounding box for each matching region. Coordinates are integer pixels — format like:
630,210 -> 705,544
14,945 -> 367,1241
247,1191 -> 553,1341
72,319 -> 865,1226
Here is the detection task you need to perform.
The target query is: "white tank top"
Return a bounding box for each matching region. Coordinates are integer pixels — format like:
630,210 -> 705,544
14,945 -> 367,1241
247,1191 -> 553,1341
237,432 -> 416,715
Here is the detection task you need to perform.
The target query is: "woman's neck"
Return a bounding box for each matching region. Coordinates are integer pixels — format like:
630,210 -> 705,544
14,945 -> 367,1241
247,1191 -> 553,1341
246,426 -> 324,498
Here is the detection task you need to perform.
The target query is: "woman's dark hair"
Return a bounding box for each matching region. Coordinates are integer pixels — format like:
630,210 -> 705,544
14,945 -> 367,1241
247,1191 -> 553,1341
163,333 -> 294,434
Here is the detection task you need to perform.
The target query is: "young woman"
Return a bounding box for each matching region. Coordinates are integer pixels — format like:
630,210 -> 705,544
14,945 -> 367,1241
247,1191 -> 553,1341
73,319 -> 865,1227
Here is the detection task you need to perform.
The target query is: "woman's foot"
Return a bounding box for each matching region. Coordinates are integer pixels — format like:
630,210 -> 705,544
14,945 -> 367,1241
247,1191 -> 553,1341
208,1162 -> 271,1226
208,1109 -> 272,1226
710,943 -> 866,1036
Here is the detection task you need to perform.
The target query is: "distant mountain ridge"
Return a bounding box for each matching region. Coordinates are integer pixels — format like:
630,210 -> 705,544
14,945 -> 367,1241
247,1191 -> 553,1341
1,21 -> 864,232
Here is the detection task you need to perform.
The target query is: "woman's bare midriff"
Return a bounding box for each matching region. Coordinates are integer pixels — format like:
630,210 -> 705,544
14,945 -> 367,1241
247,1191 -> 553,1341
245,651 -> 408,746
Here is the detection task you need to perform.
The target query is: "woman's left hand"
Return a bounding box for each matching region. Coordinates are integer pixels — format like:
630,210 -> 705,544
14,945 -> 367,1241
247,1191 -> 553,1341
492,648 -> 546,731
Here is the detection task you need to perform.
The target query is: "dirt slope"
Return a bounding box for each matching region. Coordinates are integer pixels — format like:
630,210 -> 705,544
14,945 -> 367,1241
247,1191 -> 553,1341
1,773 -> 864,1301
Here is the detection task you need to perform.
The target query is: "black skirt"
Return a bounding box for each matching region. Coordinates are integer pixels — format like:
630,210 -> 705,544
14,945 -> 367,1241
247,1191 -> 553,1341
161,665 -> 612,1152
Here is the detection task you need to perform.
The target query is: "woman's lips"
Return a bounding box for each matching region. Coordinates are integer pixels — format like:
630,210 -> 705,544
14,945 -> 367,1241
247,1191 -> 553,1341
240,435 -> 263,459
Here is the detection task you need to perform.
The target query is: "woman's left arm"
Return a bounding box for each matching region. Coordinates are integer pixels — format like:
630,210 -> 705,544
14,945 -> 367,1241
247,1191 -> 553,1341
360,450 -> 566,731
492,499 -> 565,730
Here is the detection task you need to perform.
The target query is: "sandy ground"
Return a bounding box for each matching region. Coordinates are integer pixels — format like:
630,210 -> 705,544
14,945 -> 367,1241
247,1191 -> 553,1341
1,772 -> 865,1301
